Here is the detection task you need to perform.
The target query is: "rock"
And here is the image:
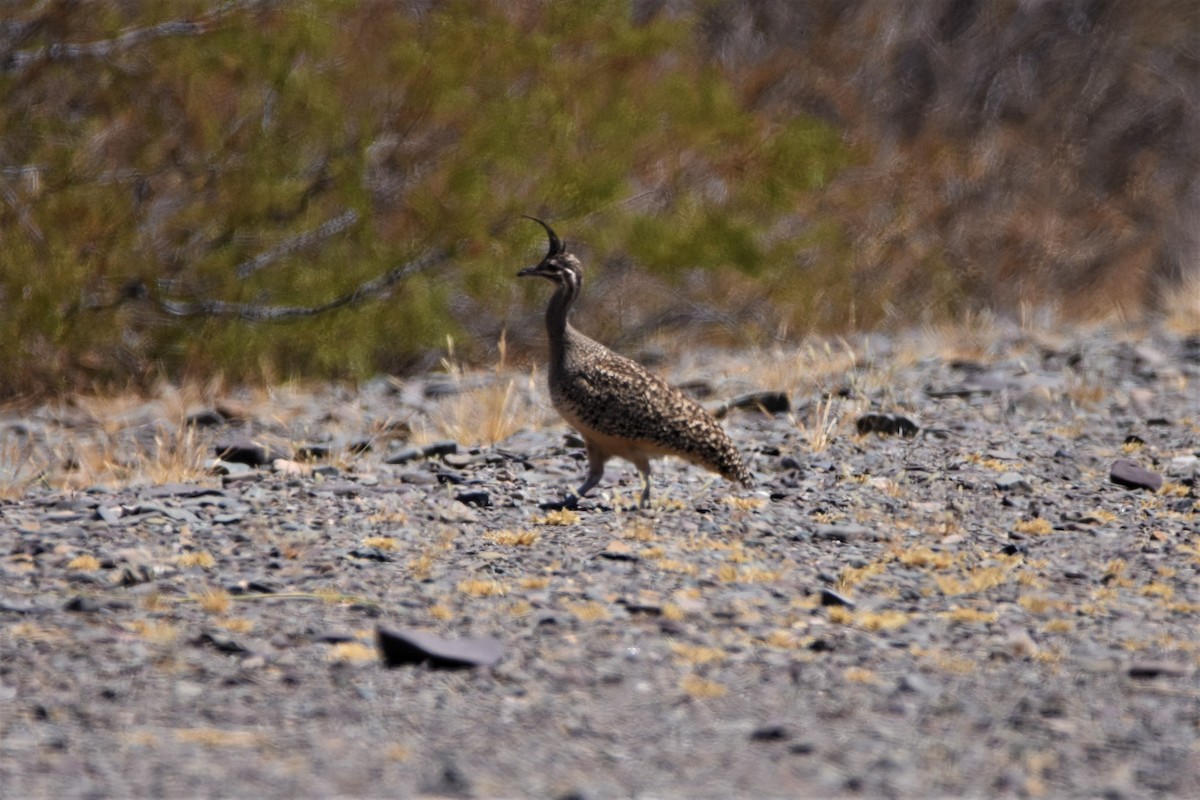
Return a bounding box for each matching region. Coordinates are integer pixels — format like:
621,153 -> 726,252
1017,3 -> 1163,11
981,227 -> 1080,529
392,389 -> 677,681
93,506 -> 122,524
1110,459 -> 1163,492
214,439 -> 290,467
423,440 -> 459,459
63,596 -> 102,613
749,723 -> 793,742
376,627 -> 504,669
1166,455 -> 1198,479
896,673 -> 931,694
206,459 -> 254,477
388,448 -> 427,465
926,372 -> 1008,398
712,391 -> 790,418
1128,661 -> 1189,680
347,547 -> 392,562
808,523 -> 876,542
295,443 -> 332,460
442,452 -> 476,469
185,409 -> 227,427
454,490 -> 491,507
598,541 -> 638,561
421,755 -> 473,799
433,502 -> 479,524
272,458 -> 309,476
855,413 -> 919,437
194,631 -> 250,655
819,587 -> 855,608
995,473 -> 1030,492
144,483 -> 225,499
386,441 -> 459,465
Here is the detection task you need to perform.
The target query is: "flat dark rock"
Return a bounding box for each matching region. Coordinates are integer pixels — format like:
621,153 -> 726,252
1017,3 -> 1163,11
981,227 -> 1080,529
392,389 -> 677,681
143,483 -> 226,498
855,413 -> 919,437
1110,459 -> 1163,492
713,390 -> 790,418
376,627 -> 503,669
214,439 -> 290,467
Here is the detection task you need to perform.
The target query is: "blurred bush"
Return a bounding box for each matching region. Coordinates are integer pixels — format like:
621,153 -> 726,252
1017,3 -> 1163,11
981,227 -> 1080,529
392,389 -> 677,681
1,1 -> 1195,398
0,0 -> 857,397
700,0 -> 1200,317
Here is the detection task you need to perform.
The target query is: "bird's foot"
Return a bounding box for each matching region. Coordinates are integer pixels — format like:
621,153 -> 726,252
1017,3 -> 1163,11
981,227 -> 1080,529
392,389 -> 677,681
538,494 -> 580,511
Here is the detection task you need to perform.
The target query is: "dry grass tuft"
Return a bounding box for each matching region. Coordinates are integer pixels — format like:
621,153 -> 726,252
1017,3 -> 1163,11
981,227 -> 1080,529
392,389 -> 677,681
174,728 -> 268,748
855,610 -> 911,632
177,551 -> 216,569
670,642 -> 728,665
622,521 -> 658,542
1013,518 -> 1054,536
127,619 -> 178,645
219,618 -> 255,634
565,600 -> 610,622
67,554 -> 101,571
941,607 -> 1000,624
679,673 -> 728,699
763,629 -> 802,649
534,509 -> 580,526
485,529 -> 540,547
427,338 -> 547,445
428,603 -> 455,621
935,566 -> 1011,596
895,546 -> 954,569
843,667 -> 879,684
794,394 -> 840,453
194,588 -> 231,615
1018,594 -> 1071,614
327,641 -> 377,663
655,559 -> 699,575
361,536 -> 399,550
725,496 -> 766,511
837,560 -> 886,592
1040,619 -> 1074,634
457,578 -> 509,597
714,563 -> 783,584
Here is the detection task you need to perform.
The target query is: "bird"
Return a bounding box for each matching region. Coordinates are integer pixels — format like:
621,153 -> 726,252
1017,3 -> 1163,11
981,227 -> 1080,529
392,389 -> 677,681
517,216 -> 752,509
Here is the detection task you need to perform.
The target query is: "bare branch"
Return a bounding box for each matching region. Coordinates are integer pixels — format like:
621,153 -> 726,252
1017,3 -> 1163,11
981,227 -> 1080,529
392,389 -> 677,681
235,209 -> 360,278
152,247 -> 451,322
2,1 -> 274,72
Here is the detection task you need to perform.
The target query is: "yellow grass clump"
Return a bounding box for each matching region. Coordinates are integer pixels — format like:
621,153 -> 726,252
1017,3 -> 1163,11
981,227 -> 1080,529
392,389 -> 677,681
670,642 -> 728,665
193,588 -> 231,615
534,509 -> 581,526
457,578 -> 508,598
566,601 -> 610,622
679,674 -> 728,699
67,554 -> 101,571
177,551 -> 216,569
327,641 -> 377,663
485,529 -> 540,547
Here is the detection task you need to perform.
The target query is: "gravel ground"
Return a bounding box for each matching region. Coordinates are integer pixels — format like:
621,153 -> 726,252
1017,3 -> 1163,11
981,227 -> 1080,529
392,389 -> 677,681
2,322 -> 1199,799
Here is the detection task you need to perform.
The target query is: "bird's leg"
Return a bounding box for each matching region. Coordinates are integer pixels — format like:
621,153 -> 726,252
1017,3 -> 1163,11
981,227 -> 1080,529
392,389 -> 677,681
575,440 -> 607,499
539,441 -> 607,511
632,455 -> 652,509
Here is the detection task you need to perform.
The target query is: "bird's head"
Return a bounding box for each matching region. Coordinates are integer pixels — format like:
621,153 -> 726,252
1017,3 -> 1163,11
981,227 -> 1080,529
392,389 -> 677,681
517,216 -> 581,287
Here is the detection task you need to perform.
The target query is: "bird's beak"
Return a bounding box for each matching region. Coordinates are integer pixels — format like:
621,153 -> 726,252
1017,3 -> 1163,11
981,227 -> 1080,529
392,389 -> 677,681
517,266 -> 538,278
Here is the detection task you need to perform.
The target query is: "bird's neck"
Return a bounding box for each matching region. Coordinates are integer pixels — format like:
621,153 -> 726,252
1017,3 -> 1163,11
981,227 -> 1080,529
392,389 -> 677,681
545,280 -> 577,364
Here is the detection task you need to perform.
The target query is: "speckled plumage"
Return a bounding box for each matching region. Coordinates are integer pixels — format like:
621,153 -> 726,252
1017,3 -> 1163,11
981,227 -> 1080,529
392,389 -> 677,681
519,217 -> 751,507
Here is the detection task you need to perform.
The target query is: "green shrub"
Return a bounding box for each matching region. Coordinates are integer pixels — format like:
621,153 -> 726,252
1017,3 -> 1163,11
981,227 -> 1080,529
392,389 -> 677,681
0,1 -> 855,397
